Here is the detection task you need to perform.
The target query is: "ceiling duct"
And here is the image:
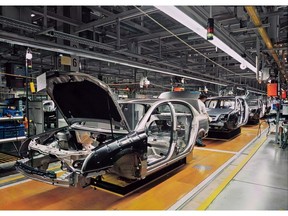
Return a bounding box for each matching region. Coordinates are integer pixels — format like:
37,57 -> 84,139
245,6 -> 286,79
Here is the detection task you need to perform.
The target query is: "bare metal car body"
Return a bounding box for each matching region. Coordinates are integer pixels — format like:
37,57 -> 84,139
15,72 -> 205,188
158,91 -> 209,138
246,97 -> 265,123
205,96 -> 249,131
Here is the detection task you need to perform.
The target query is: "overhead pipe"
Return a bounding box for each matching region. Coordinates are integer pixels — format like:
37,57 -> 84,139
245,6 -> 285,77
256,37 -> 261,83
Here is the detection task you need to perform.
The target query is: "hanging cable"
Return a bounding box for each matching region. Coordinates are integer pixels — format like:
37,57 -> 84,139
135,6 -> 238,76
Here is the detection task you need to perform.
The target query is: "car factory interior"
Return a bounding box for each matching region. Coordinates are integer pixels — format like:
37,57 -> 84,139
0,4 -> 287,211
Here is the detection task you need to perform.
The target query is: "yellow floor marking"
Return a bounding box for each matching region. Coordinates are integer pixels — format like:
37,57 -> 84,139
0,175 -> 26,185
196,135 -> 267,210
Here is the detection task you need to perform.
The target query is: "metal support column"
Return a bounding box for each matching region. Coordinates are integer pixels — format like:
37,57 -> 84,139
275,70 -> 281,145
159,37 -> 162,59
25,57 -> 30,137
116,18 -> 120,50
43,6 -> 47,28
256,37 -> 261,83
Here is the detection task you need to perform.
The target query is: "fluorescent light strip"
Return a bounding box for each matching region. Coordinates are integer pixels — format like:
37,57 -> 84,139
155,6 -> 257,73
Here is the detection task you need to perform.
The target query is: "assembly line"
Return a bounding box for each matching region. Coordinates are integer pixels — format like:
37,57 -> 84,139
0,5 -> 287,211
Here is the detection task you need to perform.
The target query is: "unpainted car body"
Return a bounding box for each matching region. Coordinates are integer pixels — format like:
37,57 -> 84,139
16,72 -> 207,188
158,91 -> 209,138
205,96 -> 249,131
246,97 -> 265,123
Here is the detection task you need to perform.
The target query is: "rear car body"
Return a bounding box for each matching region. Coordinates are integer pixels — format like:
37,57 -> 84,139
246,97 -> 265,123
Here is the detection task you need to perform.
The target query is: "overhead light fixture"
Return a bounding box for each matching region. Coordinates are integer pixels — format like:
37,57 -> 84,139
155,6 -> 257,73
240,61 -> 247,70
31,13 -> 35,17
0,31 -> 227,86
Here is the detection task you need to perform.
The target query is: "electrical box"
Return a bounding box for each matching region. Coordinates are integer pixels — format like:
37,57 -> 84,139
267,83 -> 278,97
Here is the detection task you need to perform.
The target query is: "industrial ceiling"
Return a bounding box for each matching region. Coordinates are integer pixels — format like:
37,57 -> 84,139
0,6 -> 287,95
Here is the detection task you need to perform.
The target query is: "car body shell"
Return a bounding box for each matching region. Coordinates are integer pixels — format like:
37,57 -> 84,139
158,91 -> 209,138
246,97 -> 265,123
15,72 -> 208,188
205,96 -> 249,131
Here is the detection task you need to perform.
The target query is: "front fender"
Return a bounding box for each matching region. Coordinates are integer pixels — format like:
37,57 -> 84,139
225,112 -> 240,130
81,131 -> 147,174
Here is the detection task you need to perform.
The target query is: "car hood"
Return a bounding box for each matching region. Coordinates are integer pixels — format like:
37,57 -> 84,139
207,108 -> 232,116
45,71 -> 130,130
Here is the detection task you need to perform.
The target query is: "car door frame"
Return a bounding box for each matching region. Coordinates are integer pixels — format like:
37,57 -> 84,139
136,99 -> 198,175
238,97 -> 249,126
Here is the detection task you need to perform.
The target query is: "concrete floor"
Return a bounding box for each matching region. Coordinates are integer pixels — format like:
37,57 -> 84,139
207,137 -> 288,210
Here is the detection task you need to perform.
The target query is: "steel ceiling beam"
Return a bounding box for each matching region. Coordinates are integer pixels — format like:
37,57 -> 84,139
31,8 -> 82,26
0,30 -> 229,86
0,15 -> 222,82
245,6 -> 286,77
89,6 -> 152,34
74,6 -> 157,33
128,27 -> 191,43
178,6 -> 256,64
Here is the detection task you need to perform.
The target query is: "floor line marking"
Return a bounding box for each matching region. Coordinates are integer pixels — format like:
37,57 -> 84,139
0,179 -> 31,189
232,179 -> 288,191
0,174 -> 25,185
168,127 -> 268,210
194,147 -> 237,154
196,135 -> 267,210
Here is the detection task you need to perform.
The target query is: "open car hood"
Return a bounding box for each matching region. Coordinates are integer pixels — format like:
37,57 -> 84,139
45,71 -> 130,131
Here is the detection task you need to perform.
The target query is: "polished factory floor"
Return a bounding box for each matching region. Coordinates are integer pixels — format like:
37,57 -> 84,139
180,132 -> 288,210
206,136 -> 288,210
0,121 -> 286,210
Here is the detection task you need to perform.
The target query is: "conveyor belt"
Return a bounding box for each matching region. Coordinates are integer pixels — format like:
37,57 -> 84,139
0,122 -> 268,210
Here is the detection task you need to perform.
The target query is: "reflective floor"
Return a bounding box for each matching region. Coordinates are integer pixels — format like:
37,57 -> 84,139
206,136 -> 288,210
1,122 -> 287,210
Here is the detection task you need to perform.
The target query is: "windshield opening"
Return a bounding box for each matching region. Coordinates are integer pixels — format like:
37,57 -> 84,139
247,101 -> 258,106
206,99 -> 235,109
120,103 -> 149,130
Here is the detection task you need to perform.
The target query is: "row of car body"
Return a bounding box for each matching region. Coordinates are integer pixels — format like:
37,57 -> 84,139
205,95 -> 269,132
16,72 -> 209,188
15,71 -> 268,189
